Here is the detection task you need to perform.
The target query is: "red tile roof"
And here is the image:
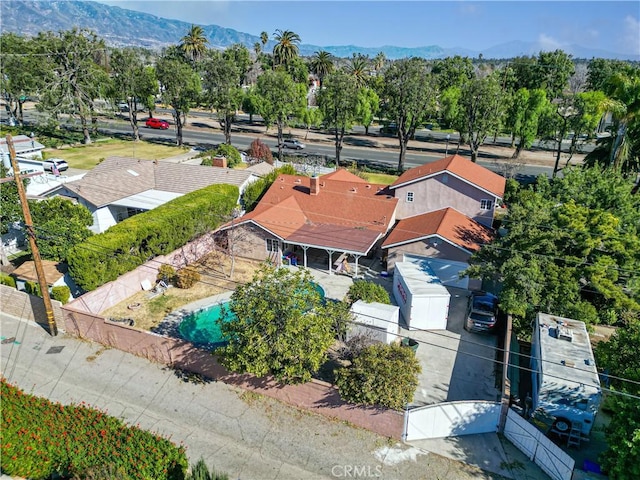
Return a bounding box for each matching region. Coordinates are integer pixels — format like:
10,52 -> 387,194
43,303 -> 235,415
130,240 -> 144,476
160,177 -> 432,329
232,170 -> 398,254
382,207 -> 494,252
390,154 -> 505,198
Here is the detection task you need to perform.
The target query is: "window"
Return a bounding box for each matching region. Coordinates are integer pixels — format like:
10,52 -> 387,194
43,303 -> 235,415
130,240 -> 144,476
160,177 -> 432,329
266,238 -> 279,252
480,199 -> 493,210
406,192 -> 414,202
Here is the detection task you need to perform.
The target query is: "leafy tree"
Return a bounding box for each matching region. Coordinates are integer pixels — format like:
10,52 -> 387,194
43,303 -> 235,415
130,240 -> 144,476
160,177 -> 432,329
335,343 -> 421,410
536,49 -> 574,100
247,138 -> 274,164
272,29 -> 300,67
223,44 -> 252,85
110,48 -> 158,141
202,50 -> 244,145
355,87 -> 380,135
214,143 -> 241,167
509,88 -> 548,159
456,75 -> 503,162
298,106 -> 323,140
309,50 -> 334,86
38,28 -> 110,144
382,58 -> 437,170
438,86 -> 462,130
586,58 -> 638,92
29,197 -> 93,262
283,56 -> 309,84
216,266 -> 335,384
156,53 -> 201,146
432,55 -> 474,91
467,168 -> 640,336
317,71 -> 359,165
256,70 -> 304,160
180,25 -> 209,63
241,87 -> 262,123
346,280 -> 391,305
0,163 -> 27,234
594,323 -> 640,479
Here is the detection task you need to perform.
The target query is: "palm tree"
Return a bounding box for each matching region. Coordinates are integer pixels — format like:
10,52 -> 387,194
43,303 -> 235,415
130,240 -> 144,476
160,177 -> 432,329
180,25 -> 209,63
253,42 -> 262,57
373,52 -> 386,73
260,31 -> 269,48
346,53 -> 370,88
309,50 -> 334,86
272,29 -> 301,67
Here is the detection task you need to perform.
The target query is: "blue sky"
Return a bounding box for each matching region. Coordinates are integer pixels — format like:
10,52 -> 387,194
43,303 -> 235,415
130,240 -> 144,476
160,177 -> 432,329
99,1 -> 640,55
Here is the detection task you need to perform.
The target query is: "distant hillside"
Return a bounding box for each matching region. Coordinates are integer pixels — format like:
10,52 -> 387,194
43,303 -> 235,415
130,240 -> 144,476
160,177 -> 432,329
1,0 -> 637,61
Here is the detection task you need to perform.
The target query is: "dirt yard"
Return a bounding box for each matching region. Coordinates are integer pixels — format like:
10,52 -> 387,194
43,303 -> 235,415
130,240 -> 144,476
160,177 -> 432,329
101,253 -> 261,331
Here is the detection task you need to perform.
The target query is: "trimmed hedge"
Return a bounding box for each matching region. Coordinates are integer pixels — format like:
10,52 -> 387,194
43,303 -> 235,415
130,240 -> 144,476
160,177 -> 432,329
243,164 -> 296,212
0,272 -> 17,288
51,285 -> 71,304
0,378 -> 188,479
68,184 -> 239,291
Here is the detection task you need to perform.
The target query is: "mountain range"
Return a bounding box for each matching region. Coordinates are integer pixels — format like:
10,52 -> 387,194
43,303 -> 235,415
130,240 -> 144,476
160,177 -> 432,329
1,0 -> 637,61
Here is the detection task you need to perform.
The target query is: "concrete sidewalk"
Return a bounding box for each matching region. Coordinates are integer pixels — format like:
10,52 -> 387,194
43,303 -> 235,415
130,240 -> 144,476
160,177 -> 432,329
2,313 -> 525,480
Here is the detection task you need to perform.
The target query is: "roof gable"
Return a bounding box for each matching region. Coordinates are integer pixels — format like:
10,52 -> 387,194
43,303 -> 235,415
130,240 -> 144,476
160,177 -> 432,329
382,207 -> 494,252
390,154 -> 505,198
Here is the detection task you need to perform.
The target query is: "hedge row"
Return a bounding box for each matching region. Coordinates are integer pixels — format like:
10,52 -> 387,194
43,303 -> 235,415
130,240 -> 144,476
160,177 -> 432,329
68,184 -> 239,291
243,164 -> 296,212
1,378 -> 188,479
0,272 -> 16,288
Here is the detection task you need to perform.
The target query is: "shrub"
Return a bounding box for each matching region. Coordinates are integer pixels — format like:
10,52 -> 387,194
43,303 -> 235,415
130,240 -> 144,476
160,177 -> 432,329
242,164 -> 296,212
215,144 -> 242,167
186,458 -> 229,480
175,266 -> 200,289
334,343 -> 421,410
25,280 -> 41,297
346,280 -> 390,305
51,285 -> 71,304
248,138 -> 273,164
157,265 -> 177,285
0,379 -> 188,479
0,273 -> 16,288
67,184 -> 238,291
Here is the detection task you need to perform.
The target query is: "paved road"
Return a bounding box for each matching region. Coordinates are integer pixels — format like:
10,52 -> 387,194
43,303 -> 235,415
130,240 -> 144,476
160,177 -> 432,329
1,313 -> 528,480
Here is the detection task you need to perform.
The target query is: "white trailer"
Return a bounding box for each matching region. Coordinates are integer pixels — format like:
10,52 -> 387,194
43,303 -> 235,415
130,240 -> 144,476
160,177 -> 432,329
393,261 -> 450,330
348,300 -> 400,345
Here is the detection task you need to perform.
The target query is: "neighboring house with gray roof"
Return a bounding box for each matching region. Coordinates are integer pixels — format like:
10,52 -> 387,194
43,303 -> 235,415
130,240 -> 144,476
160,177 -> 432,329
56,157 -> 255,233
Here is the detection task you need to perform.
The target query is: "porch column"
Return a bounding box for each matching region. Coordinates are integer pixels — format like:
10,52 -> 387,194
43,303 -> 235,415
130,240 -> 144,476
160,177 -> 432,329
353,254 -> 361,278
302,245 -> 309,268
327,249 -> 335,275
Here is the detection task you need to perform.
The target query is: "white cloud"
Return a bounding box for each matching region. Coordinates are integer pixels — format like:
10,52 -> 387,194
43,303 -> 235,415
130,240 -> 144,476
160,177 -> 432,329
623,15 -> 640,54
538,33 -> 564,51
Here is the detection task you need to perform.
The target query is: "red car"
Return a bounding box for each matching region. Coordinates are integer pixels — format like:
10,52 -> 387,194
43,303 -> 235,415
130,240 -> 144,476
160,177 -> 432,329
145,118 -> 170,129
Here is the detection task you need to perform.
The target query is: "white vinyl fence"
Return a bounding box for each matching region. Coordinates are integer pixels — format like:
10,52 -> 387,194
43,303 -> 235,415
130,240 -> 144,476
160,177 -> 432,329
504,409 -> 574,480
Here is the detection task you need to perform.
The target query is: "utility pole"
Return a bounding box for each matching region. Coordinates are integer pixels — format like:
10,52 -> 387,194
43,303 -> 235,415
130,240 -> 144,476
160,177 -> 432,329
5,134 -> 58,336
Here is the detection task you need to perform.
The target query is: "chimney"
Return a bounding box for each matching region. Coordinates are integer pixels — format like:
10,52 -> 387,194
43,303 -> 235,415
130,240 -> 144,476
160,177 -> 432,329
310,176 -> 320,195
212,156 -> 227,168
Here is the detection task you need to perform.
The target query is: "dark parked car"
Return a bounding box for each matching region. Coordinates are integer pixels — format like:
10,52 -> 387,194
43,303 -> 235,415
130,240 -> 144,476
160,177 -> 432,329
465,292 -> 499,333
145,118 -> 170,129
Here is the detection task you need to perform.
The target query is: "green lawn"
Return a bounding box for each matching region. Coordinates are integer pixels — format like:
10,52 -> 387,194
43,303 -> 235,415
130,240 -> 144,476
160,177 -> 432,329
361,172 -> 399,185
43,139 -> 190,170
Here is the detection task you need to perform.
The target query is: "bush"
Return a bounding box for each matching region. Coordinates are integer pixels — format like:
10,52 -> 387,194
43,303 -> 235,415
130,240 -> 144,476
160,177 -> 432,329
0,379 -> 188,479
215,144 -> 242,168
51,285 -> 71,304
25,280 -> 41,297
186,458 -> 229,480
242,164 -> 296,212
157,265 -> 177,285
0,273 -> 16,288
247,138 -> 273,165
334,343 -> 421,410
175,266 -> 200,289
68,184 -> 238,291
346,280 -> 390,305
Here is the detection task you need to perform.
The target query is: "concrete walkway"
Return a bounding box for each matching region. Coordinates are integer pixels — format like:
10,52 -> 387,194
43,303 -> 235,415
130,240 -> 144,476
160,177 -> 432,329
1,312 -> 530,480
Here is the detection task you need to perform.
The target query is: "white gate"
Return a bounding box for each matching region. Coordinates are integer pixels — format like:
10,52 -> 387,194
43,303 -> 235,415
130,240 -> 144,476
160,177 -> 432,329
504,409 -> 574,480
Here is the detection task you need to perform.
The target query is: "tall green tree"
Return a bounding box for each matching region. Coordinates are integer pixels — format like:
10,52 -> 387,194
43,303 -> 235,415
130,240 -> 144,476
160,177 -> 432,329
272,29 -> 300,67
382,58 -> 436,170
309,50 -> 334,86
180,25 -> 209,63
155,54 -> 201,146
256,70 -> 303,160
317,71 -> 359,166
110,48 -> 158,141
355,86 -> 380,135
29,197 -> 93,261
536,49 -> 575,100
346,53 -> 371,88
216,265 -> 335,384
509,88 -> 549,159
202,50 -> 244,145
38,28 -> 110,144
432,55 -> 474,91
456,75 -> 503,162
467,167 -> 640,335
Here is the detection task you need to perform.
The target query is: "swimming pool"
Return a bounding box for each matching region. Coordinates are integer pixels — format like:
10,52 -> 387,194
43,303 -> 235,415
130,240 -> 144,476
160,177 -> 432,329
178,283 -> 325,348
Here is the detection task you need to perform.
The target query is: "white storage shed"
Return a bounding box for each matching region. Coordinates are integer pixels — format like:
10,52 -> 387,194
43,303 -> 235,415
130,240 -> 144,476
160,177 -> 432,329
348,300 -> 400,345
393,261 -> 450,330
